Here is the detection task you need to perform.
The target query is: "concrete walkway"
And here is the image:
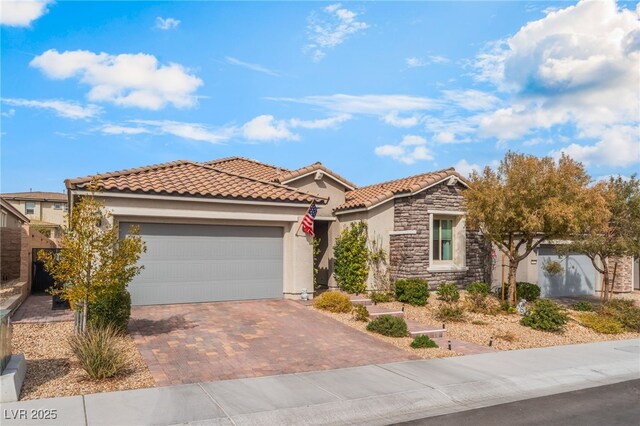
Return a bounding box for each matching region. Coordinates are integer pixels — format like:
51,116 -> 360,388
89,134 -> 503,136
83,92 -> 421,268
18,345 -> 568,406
1,339 -> 638,426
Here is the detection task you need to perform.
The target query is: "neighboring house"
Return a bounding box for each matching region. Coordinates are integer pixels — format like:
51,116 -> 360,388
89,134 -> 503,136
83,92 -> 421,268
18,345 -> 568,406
1,199 -> 30,283
64,157 -> 489,306
1,191 -> 68,242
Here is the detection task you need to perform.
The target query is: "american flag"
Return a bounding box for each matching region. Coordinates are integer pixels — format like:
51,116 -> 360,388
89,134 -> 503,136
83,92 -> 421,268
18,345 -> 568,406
301,202 -> 317,236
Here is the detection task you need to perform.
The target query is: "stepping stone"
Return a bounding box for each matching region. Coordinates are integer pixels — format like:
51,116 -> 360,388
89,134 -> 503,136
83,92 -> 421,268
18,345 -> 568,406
349,295 -> 372,306
367,305 -> 404,319
406,319 -> 446,338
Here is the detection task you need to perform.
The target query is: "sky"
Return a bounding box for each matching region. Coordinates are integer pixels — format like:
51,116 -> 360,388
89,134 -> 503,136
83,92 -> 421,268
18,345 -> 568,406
1,0 -> 639,193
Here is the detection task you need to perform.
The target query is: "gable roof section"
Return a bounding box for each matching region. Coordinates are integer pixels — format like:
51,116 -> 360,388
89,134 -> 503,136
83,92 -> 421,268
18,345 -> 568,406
278,162 -> 358,190
1,191 -> 67,202
65,160 -> 324,204
335,168 -> 467,213
0,198 -> 29,223
204,157 -> 290,182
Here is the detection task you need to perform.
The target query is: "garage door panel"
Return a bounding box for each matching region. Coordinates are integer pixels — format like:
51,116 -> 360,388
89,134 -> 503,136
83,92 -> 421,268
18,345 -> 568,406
538,246 -> 597,298
120,223 -> 283,305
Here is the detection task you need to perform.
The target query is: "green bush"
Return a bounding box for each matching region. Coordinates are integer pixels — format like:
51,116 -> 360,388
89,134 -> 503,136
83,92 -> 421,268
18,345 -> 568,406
576,312 -> 624,334
395,278 -> 430,306
366,315 -> 408,337
313,292 -> 352,313
410,335 -> 439,349
435,304 -> 465,322
520,299 -> 568,332
572,300 -> 594,312
352,304 -> 370,322
88,285 -> 131,334
498,282 -> 541,302
467,282 -> 491,296
601,299 -> 640,332
436,283 -> 460,303
369,291 -> 394,304
68,324 -> 127,380
333,221 -> 369,294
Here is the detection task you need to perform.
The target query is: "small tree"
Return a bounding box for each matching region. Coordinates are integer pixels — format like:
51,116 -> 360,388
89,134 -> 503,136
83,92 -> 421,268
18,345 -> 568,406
556,175 -> 640,301
39,190 -> 145,333
333,221 -> 369,294
464,152 -> 605,305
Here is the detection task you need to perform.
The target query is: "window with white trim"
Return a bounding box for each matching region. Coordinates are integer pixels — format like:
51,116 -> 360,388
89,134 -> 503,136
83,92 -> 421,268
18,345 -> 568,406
432,218 -> 453,261
428,211 -> 467,272
25,202 -> 35,215
54,203 -> 62,210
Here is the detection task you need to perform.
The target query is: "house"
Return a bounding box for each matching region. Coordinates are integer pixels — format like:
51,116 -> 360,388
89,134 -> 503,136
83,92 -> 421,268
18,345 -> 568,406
64,157 -> 490,306
1,191 -> 68,242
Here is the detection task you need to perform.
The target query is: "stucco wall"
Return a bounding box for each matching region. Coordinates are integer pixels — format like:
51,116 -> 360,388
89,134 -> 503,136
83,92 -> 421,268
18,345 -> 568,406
284,173 -> 347,218
5,200 -> 67,226
389,182 -> 489,288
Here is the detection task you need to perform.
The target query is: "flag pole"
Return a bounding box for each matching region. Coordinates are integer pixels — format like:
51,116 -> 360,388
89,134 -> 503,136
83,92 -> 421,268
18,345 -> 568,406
295,200 -> 315,236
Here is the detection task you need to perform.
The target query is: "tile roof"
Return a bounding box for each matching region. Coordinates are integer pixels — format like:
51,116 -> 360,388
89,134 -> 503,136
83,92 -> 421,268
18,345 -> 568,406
204,157 -> 290,182
335,168 -> 466,212
1,191 -> 67,202
65,160 -> 325,204
278,162 -> 358,189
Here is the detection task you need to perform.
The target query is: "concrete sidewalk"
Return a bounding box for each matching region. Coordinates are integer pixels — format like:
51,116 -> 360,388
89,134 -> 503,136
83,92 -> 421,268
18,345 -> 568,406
1,339 -> 638,426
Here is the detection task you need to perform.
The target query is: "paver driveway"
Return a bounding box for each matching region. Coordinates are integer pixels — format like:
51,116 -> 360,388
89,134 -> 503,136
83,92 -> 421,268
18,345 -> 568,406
129,299 -> 417,386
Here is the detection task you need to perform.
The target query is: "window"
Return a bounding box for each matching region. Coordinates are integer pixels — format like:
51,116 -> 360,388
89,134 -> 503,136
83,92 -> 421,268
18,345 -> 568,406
64,204 -> 69,211
25,202 -> 35,215
432,218 -> 453,261
54,203 -> 62,210
1,212 -> 6,228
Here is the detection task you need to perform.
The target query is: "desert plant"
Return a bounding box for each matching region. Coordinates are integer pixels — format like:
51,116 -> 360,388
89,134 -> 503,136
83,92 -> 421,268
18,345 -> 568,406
366,315 -> 408,337
575,312 -> 624,334
494,331 -> 516,342
499,282 -> 541,302
466,282 -> 495,313
436,283 -> 460,303
369,291 -> 394,304
313,291 -> 352,313
68,324 -> 127,380
572,300 -> 594,312
471,320 -> 488,326
88,284 -> 131,334
435,304 -> 465,322
520,299 -> 568,332
601,299 -> 640,331
333,221 -> 369,294
467,282 -> 491,296
352,304 -> 370,322
395,278 -> 429,306
542,259 -> 564,276
410,335 -> 439,349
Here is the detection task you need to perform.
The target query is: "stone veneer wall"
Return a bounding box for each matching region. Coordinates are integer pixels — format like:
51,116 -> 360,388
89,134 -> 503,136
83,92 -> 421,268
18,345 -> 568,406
607,256 -> 633,293
389,182 -> 491,287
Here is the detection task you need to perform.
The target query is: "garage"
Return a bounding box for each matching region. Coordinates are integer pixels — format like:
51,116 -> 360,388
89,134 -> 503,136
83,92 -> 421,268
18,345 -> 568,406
537,245 -> 598,298
120,222 -> 284,306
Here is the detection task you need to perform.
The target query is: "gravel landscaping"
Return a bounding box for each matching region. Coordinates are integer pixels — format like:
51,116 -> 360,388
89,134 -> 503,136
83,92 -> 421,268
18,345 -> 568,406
12,322 -> 155,400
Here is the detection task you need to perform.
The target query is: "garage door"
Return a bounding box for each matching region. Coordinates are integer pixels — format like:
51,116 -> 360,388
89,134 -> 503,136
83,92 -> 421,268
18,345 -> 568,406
537,246 -> 597,298
120,223 -> 283,305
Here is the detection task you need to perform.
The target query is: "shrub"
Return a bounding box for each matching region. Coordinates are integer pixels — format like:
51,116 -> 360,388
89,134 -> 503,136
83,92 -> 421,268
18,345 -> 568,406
69,324 -> 127,380
88,285 -> 132,334
467,282 -> 491,296
500,301 -> 517,314
333,221 -> 369,294
352,304 -> 370,322
395,278 -> 429,306
498,282 -> 541,302
601,299 -> 640,332
572,300 -> 594,312
520,299 -> 568,332
494,331 -> 516,342
576,312 -> 624,334
313,292 -> 352,313
410,335 -> 439,349
471,320 -> 488,326
366,315 -> 408,337
369,291 -> 394,304
435,304 -> 465,322
436,283 -> 460,303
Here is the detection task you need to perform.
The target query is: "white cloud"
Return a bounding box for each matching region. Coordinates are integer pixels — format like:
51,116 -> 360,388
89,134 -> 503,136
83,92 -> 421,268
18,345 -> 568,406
442,89 -> 500,111
374,134 -> 433,164
428,55 -> 450,64
1,108 -> 15,117
242,115 -> 298,141
269,94 -> 439,116
0,0 -> 51,27
30,49 -> 203,110
130,120 -> 233,144
100,125 -> 150,135
453,159 -> 481,177
406,55 -> 449,68
225,57 -> 280,77
305,3 -> 368,61
2,98 -> 101,119
289,114 -> 351,129
155,17 -> 180,30
382,111 -> 420,128
406,57 -> 426,68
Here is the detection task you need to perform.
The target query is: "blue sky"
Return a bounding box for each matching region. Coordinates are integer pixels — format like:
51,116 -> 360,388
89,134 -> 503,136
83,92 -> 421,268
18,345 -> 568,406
1,0 -> 639,193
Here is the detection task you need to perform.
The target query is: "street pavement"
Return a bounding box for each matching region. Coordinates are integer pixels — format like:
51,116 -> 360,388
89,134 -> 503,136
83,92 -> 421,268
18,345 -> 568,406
1,338 -> 638,425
